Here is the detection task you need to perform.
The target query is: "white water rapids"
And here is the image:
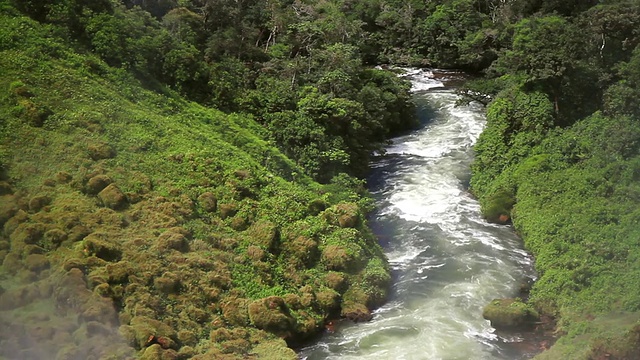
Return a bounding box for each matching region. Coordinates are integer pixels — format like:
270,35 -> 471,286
299,69 -> 537,360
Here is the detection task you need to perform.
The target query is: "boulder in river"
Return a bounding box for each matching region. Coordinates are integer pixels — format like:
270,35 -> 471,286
483,298 -> 539,329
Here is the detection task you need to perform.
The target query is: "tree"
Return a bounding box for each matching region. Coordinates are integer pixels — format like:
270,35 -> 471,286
494,16 -> 583,116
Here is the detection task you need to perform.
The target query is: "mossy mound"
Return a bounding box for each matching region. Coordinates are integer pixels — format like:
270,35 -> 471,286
248,296 -> 297,337
482,298 -> 539,329
97,184 -> 128,210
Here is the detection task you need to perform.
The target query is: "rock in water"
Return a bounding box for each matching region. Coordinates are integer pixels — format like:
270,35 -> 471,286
483,298 -> 539,329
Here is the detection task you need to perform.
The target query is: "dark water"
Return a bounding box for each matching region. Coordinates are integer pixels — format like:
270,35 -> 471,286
300,70 -> 537,360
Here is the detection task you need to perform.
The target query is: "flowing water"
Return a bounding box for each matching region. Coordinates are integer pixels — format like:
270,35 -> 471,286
299,69 -> 537,360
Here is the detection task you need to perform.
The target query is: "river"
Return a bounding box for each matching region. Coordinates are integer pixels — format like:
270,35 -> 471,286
299,69 -> 538,360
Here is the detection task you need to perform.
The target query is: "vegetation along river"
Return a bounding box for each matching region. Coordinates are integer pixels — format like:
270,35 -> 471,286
300,69 -> 538,360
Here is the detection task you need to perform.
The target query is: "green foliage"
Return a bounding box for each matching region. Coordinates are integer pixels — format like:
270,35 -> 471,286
474,98 -> 640,358
471,86 -> 554,199
420,0 -> 490,67
0,5 -> 396,358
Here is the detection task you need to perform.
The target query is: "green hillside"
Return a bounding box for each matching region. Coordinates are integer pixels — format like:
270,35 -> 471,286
2,0 -> 640,359
0,5 -> 395,359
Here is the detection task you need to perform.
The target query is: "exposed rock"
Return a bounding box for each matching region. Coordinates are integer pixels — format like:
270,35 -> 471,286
98,184 -> 128,210
483,298 -> 539,329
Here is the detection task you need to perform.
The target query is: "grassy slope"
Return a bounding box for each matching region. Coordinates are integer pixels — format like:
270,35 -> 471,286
0,8 -> 390,360
473,99 -> 640,357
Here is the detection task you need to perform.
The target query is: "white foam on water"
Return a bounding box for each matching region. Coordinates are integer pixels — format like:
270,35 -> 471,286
300,70 -> 535,360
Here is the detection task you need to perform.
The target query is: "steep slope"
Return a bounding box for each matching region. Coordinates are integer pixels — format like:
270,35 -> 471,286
0,9 -> 390,360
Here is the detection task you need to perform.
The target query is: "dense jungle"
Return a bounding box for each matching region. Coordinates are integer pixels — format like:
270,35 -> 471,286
0,0 -> 639,358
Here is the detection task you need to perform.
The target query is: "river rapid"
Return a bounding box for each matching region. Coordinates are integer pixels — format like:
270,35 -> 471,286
299,69 -> 538,360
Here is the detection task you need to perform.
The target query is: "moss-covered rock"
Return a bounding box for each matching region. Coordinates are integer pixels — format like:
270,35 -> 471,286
321,245 -> 352,271
247,220 -> 278,251
315,288 -> 340,313
43,228 -> 67,248
140,343 -> 179,360
248,296 -> 297,337
10,222 -> 46,245
282,236 -> 318,268
218,203 -> 237,219
482,298 -> 539,329
177,330 -> 197,347
0,181 -> 13,195
1,253 -> 22,275
24,253 -> 49,273
85,174 -> 112,195
250,339 -> 297,360
482,189 -> 515,224
127,316 -> 177,350
341,287 -> 373,322
221,297 -> 250,326
153,272 -> 181,294
0,195 -> 18,227
28,194 -> 51,212
324,271 -> 347,292
87,142 -> 115,161
324,203 -> 360,228
197,192 -> 217,213
97,184 -> 128,210
3,209 -> 28,237
246,245 -> 265,261
83,233 -> 122,261
156,231 -> 189,253
55,171 -> 73,183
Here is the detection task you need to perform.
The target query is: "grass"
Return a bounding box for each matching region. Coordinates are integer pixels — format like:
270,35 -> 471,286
0,8 -> 390,359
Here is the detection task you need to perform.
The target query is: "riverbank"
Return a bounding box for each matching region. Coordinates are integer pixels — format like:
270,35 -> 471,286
470,72 -> 640,358
301,70 -> 543,359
